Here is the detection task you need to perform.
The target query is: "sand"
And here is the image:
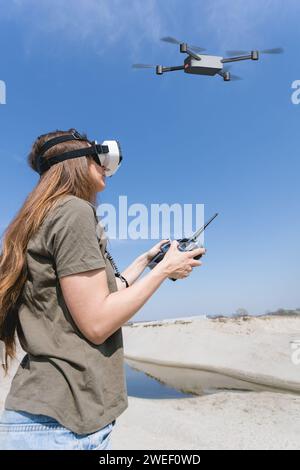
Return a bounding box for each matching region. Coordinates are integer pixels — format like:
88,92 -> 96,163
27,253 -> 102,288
1,315 -> 300,450
110,391 -> 300,450
123,315 -> 300,394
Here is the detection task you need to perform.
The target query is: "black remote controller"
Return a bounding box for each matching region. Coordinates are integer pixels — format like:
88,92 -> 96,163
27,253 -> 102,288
147,213 -> 218,281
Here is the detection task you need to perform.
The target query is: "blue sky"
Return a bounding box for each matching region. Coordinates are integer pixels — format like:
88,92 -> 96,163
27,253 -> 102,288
0,0 -> 299,319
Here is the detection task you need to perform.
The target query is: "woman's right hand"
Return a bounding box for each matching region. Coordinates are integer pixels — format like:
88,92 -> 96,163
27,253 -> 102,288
158,240 -> 206,280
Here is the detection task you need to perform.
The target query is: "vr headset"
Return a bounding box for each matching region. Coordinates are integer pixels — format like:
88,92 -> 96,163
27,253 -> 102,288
35,130 -> 122,177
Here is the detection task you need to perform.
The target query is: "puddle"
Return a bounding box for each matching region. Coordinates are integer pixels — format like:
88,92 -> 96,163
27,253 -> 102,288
125,357 -> 293,396
124,362 -> 196,398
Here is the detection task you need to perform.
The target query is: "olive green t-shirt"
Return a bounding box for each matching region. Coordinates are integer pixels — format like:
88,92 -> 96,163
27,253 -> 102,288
5,195 -> 128,435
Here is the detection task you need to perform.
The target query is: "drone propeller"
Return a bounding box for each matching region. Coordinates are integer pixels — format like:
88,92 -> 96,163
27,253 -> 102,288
260,47 -> 284,54
229,74 -> 243,81
226,47 -> 283,56
160,36 -> 180,45
160,36 -> 206,52
132,63 -> 156,69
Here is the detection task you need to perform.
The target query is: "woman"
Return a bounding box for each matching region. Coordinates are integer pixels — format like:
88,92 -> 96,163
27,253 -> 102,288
0,128 -> 205,450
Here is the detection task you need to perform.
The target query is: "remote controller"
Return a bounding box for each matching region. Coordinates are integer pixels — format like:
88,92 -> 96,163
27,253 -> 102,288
147,213 -> 218,281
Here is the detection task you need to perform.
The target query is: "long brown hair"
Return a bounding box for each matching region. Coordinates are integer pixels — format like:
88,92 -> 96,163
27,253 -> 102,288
0,128 -> 98,374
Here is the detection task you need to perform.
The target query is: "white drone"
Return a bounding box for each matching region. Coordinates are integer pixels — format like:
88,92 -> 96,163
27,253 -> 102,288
133,36 -> 283,81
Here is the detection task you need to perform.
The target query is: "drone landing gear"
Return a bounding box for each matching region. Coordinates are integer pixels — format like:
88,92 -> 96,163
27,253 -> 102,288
217,66 -> 243,81
217,70 -> 231,81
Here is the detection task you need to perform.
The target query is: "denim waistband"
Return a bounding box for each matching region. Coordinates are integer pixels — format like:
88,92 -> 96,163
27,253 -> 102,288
0,409 -> 65,431
0,409 -> 116,433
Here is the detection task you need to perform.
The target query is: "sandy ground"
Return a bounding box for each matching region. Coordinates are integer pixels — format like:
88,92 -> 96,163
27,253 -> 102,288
110,392 -> 300,450
123,315 -> 300,394
1,315 -> 300,450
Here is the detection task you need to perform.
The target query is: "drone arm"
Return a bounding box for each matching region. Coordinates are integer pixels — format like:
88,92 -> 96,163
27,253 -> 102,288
156,65 -> 185,75
164,65 -> 185,71
185,49 -> 201,61
221,54 -> 253,63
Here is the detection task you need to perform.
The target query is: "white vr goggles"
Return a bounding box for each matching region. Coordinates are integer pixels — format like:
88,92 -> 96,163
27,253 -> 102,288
36,130 -> 123,177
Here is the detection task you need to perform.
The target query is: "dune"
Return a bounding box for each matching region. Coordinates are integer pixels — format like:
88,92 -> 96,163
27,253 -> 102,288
123,315 -> 300,394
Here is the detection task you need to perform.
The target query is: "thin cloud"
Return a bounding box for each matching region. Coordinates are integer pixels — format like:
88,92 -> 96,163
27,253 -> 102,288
0,0 -> 297,57
203,0 -> 286,48
0,0 -> 168,58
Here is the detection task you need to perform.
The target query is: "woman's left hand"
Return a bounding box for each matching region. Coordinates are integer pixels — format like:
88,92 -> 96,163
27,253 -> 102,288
145,239 -> 170,263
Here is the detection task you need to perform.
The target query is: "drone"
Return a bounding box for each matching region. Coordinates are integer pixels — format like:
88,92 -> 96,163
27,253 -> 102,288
133,36 -> 283,81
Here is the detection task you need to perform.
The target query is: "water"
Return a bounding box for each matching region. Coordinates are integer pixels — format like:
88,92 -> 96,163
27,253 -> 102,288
124,362 -> 196,399
124,357 -> 294,397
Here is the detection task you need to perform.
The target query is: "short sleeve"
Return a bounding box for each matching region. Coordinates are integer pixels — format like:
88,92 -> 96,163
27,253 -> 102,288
44,197 -> 106,278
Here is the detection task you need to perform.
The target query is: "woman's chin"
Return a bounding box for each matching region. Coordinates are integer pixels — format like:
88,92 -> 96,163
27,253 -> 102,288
97,181 -> 106,192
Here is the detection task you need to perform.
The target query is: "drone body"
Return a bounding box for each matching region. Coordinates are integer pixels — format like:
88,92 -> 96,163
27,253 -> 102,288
183,54 -> 224,76
133,37 -> 283,82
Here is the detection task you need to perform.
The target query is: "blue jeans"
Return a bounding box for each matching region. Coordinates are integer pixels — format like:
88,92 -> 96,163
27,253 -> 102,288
0,409 -> 116,450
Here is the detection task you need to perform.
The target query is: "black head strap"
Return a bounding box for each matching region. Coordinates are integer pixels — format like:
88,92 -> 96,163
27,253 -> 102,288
35,131 -> 108,176
39,135 -> 80,155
